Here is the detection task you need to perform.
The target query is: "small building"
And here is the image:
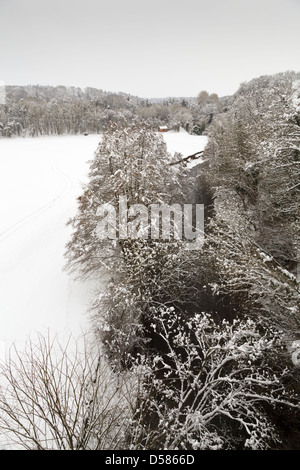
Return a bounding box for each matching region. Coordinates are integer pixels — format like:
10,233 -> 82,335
158,125 -> 168,132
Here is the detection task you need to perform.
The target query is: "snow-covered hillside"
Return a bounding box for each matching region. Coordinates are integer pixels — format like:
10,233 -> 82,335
0,131 -> 208,360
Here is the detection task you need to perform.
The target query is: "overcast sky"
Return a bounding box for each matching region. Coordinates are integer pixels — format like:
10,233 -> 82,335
0,0 -> 299,98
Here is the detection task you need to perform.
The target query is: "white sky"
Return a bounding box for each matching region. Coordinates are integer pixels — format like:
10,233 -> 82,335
0,0 -> 299,98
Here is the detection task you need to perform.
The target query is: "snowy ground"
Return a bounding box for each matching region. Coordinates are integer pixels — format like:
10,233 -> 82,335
0,135 -> 102,359
0,131 -> 208,360
162,130 -> 208,168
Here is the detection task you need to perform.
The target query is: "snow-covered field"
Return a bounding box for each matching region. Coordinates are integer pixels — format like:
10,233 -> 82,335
0,131 -> 208,360
0,135 -> 102,359
163,131 -> 208,168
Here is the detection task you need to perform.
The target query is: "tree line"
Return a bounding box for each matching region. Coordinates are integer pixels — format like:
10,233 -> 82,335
63,71 -> 300,449
0,84 -> 225,137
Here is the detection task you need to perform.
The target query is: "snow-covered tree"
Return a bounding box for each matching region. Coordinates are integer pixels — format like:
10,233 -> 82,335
200,71 -> 300,332
204,72 -> 299,271
65,124 -> 187,278
128,308 -> 300,450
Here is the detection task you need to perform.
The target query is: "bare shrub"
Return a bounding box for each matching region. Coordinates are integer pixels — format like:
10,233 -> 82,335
0,332 -> 135,450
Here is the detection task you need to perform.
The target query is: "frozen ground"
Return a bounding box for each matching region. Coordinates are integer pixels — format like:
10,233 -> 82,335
0,131 -> 208,360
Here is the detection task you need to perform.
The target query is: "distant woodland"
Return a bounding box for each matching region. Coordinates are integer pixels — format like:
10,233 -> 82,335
0,83 -> 228,137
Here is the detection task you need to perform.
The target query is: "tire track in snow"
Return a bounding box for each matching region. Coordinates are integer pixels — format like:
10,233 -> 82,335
0,160 -> 73,243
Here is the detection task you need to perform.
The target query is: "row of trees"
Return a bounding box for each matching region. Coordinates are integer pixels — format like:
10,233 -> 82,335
0,84 -> 224,137
63,99 -> 300,449
201,71 -> 300,331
